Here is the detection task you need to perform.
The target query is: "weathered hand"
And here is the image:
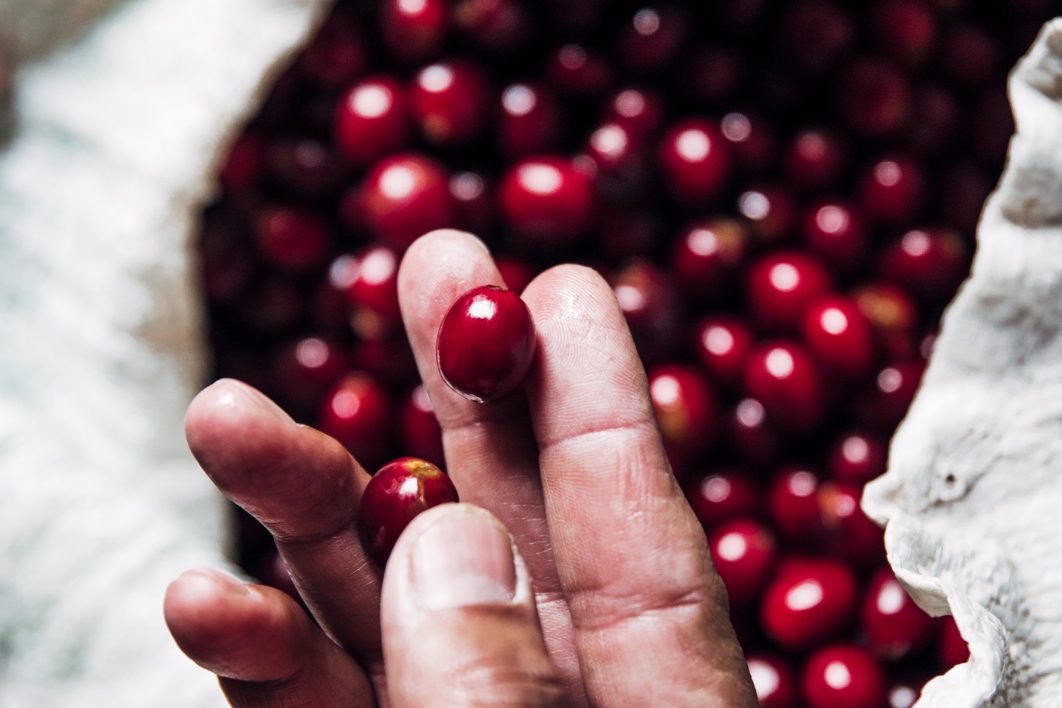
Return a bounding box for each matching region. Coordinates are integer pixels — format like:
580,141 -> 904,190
164,230 -> 755,706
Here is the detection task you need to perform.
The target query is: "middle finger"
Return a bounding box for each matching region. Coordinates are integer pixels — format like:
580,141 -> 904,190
397,229 -> 584,702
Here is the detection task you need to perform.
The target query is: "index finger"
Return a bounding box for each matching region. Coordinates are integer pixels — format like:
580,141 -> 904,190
521,265 -> 756,706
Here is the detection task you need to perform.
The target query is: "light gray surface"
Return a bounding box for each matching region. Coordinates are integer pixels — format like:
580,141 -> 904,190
0,1 -> 328,705
864,18 -> 1062,707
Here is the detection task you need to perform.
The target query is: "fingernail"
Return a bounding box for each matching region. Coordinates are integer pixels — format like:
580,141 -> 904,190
216,379 -> 292,423
411,510 -> 517,610
183,569 -> 252,599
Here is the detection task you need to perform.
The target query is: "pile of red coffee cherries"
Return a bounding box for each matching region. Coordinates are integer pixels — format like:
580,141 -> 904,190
199,1 -> 1057,705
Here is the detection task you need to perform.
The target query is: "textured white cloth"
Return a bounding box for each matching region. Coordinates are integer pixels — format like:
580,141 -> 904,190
864,19 -> 1062,708
0,0 -> 327,705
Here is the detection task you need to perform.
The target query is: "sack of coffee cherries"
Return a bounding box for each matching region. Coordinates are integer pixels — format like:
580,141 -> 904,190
1,1 -> 1061,706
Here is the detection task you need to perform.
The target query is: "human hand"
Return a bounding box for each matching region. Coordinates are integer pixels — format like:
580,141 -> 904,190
164,230 -> 756,706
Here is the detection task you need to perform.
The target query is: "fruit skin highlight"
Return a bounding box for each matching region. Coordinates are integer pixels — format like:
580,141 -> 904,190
357,457 -> 460,566
437,285 -> 536,404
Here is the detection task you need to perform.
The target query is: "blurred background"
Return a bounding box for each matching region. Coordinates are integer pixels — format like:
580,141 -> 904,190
193,1 -> 1060,706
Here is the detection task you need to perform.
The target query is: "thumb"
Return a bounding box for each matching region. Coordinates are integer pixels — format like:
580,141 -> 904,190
381,504 -> 565,707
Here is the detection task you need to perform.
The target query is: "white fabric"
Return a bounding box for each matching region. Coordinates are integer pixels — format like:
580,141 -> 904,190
0,0 -> 328,705
864,19 -> 1062,708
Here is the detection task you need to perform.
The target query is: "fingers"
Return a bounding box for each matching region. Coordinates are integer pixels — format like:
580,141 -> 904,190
381,504 -> 564,708
397,230 -> 584,696
397,230 -> 544,557
184,379 -> 383,667
164,569 -> 374,707
522,266 -> 757,706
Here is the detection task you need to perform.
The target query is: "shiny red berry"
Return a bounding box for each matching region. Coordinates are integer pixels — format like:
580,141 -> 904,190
747,654 -> 798,708
603,87 -> 666,139
361,153 -> 453,249
786,128 -> 846,189
818,482 -> 885,568
878,228 -> 968,300
709,518 -> 778,605
860,155 -> 925,224
887,681 -> 922,708
498,83 -> 562,157
802,644 -> 886,708
358,457 -> 459,565
437,285 -> 536,403
801,295 -> 876,379
617,5 -> 688,72
585,121 -> 648,202
671,218 -> 749,301
685,470 -> 759,530
449,171 -> 492,233
746,252 -> 832,333
499,156 -> 595,245
862,568 -> 934,659
767,466 -> 824,544
318,372 -> 394,469
761,558 -> 857,650
410,60 -> 490,146
727,398 -> 782,471
744,342 -> 825,432
271,336 -> 349,411
381,0 -> 448,62
611,259 -> 681,362
547,43 -> 612,96
345,245 -> 402,341
738,184 -> 796,243
334,77 -> 409,167
694,316 -> 753,387
719,111 -> 775,172
802,200 -> 868,272
828,430 -> 887,483
648,364 -> 718,470
857,360 -> 926,430
658,119 -> 731,204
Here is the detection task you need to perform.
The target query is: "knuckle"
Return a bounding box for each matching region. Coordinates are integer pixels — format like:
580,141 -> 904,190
566,579 -> 714,634
443,651 -> 566,707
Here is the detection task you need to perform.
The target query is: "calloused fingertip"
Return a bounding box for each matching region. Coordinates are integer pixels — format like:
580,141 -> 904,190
185,379 -> 292,449
164,569 -> 256,655
409,228 -> 491,260
398,230 -> 495,296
